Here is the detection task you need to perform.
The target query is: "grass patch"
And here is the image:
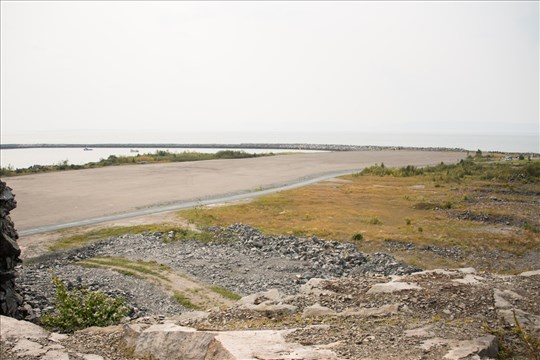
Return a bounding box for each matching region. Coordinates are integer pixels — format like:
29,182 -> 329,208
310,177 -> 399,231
172,291 -> 200,309
354,157 -> 540,183
209,285 -> 241,301
77,257 -> 171,281
49,225 -> 214,251
351,233 -> 364,241
413,201 -> 453,210
162,228 -> 214,243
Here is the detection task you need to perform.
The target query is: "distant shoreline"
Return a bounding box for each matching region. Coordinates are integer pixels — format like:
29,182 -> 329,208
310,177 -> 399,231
1,143 -> 469,152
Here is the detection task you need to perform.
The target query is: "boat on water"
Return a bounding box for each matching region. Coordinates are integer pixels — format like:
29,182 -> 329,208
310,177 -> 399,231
83,147 -> 93,151
130,149 -> 139,153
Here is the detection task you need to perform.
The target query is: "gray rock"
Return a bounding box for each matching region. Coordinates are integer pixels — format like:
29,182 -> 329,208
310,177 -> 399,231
0,315 -> 49,339
404,325 -> 434,338
519,269 -> 540,277
80,355 -> 105,360
122,323 -> 340,360
498,308 -> 540,330
299,278 -> 336,297
0,181 -> 23,318
493,289 -> 523,309
367,281 -> 422,294
42,350 -> 70,360
443,335 -> 498,359
302,303 -> 336,318
12,338 -> 46,357
339,303 -> 400,318
125,323 -> 217,360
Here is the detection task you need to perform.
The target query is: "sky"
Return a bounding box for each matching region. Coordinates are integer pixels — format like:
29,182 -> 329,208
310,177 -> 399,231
1,1 -> 539,144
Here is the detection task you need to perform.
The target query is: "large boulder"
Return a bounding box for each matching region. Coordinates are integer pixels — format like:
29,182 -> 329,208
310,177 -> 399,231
0,315 -> 49,340
122,323 -> 339,359
0,181 -> 23,318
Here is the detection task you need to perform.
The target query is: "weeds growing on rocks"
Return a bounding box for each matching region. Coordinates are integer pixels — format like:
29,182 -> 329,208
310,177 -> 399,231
172,291 -> 199,309
41,276 -> 129,332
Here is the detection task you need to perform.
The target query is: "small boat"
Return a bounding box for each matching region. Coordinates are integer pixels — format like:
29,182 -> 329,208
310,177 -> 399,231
130,149 -> 139,153
83,147 -> 93,151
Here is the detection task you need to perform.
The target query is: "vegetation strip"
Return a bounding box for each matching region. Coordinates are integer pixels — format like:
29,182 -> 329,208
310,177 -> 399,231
48,225 -> 213,251
1,150 -> 271,176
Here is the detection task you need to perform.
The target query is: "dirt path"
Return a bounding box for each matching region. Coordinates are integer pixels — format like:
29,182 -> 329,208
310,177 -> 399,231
78,258 -> 236,310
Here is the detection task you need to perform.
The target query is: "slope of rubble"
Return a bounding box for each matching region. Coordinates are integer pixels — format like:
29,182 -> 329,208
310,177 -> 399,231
3,224 -> 539,359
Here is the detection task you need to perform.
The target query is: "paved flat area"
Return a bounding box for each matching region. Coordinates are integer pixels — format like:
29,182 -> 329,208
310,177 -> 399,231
6,150 -> 466,232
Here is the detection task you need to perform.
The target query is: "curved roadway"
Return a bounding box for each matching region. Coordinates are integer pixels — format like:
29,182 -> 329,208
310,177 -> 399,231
7,150 -> 467,236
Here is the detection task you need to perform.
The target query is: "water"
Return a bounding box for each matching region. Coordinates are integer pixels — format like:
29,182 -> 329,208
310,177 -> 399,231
0,147 -> 321,169
1,131 -> 538,169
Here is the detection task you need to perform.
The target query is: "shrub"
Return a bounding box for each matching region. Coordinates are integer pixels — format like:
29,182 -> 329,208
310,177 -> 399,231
352,233 -> 364,241
405,218 -> 412,225
369,217 -> 382,225
41,276 -> 129,332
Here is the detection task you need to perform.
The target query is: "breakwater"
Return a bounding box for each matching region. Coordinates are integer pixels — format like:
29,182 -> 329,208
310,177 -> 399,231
1,143 -> 467,152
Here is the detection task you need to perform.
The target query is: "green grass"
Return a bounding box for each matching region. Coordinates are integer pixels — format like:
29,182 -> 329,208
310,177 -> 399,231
209,285 -> 241,301
77,257 -> 171,281
172,291 -> 200,309
162,228 -> 215,243
49,225 -> 214,251
354,157 -> 540,183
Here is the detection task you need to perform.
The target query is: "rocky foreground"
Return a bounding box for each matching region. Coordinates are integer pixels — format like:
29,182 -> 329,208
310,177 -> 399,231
2,225 -> 540,359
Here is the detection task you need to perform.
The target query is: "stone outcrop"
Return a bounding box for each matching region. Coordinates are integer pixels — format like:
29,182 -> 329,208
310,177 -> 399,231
121,322 -> 339,360
0,181 -> 22,318
0,315 -> 106,360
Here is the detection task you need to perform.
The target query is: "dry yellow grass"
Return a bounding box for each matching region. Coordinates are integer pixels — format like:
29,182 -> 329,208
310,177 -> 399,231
180,171 -> 539,266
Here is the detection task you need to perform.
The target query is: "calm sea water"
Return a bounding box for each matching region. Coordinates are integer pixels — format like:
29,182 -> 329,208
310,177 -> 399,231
0,148 -> 322,169
1,131 -> 538,169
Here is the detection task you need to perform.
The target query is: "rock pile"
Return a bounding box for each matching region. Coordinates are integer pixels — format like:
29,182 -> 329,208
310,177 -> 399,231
0,181 -> 23,318
17,224 -> 420,321
214,224 -> 421,277
4,267 -> 539,359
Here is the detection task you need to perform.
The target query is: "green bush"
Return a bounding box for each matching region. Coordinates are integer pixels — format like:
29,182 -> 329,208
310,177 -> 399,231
352,233 -> 364,241
41,276 -> 129,332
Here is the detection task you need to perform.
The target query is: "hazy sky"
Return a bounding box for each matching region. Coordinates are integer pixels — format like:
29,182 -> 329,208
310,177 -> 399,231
1,1 -> 538,141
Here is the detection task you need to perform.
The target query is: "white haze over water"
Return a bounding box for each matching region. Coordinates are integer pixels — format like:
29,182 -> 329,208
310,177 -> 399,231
2,131 -> 538,153
1,2 -> 538,151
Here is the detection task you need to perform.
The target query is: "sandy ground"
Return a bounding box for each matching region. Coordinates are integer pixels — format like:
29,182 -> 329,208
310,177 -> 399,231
6,150 -> 466,233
